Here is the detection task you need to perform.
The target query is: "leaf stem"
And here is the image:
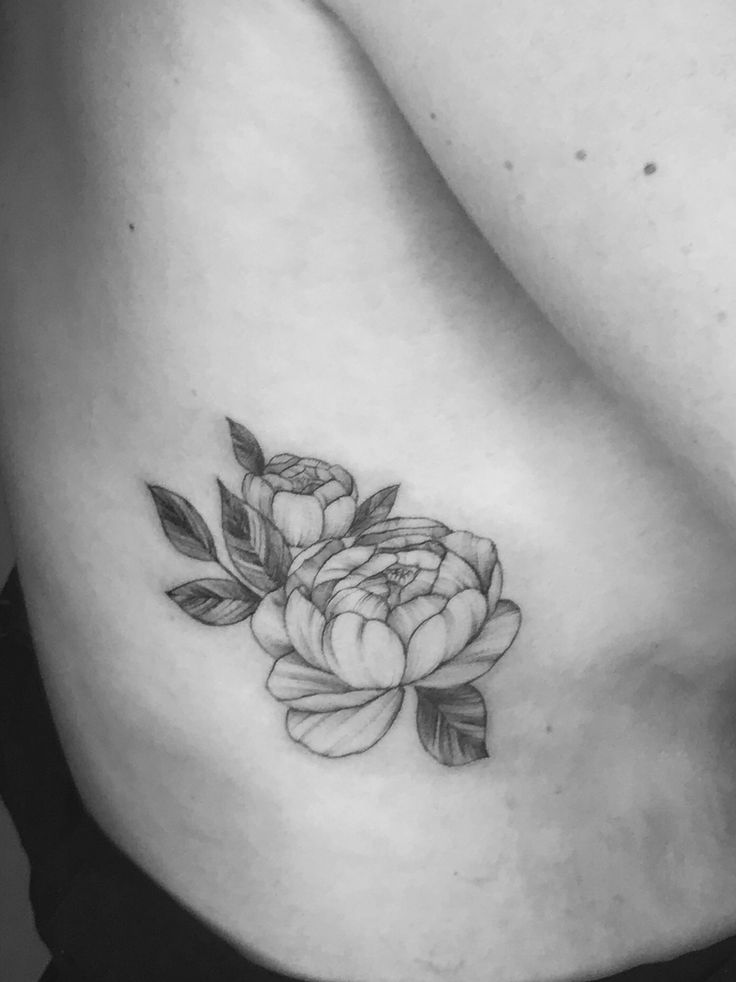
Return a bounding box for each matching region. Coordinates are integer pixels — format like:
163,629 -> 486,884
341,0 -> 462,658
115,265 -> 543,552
214,554 -> 249,589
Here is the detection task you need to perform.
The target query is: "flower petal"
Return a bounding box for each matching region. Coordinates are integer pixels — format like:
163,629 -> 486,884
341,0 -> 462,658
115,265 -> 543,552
265,453 -> 300,475
272,492 -> 325,547
286,689 -> 404,757
241,474 -> 275,516
267,654 -> 382,710
487,561 -> 503,615
396,566 -> 439,604
393,548 -> 442,571
312,546 -> 378,588
326,587 -> 390,622
284,589 -> 330,670
251,589 -> 292,658
330,552 -> 396,594
324,613 -> 406,688
404,589 -> 488,683
432,551 -> 481,599
261,472 -> 292,492
387,594 -> 447,646
313,479 -> 346,507
441,531 -> 498,593
287,539 -> 345,596
321,495 -> 356,537
330,464 -> 356,498
419,600 -> 521,689
356,517 -> 450,548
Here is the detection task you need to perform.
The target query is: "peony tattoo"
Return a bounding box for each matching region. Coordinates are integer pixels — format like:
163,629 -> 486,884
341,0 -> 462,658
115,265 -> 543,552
148,420 -> 521,766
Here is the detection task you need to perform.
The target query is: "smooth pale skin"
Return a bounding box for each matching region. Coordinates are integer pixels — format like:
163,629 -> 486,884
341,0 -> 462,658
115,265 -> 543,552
323,0 -> 736,534
0,3 -> 735,981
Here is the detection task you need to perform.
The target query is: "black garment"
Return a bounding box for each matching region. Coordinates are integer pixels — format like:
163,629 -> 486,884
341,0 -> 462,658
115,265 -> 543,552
1,571 -> 735,982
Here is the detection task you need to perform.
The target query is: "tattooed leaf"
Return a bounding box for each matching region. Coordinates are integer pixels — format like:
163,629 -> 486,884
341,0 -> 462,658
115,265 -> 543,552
148,485 -> 217,562
227,418 -> 265,475
349,484 -> 400,534
415,684 -> 489,766
218,481 -> 291,595
167,579 -> 259,626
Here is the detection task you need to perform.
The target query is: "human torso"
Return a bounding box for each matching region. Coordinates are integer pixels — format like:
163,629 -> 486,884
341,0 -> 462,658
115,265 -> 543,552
1,3 -> 735,981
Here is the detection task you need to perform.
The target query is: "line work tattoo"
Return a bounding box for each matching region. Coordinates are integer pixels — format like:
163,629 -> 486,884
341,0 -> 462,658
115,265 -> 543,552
148,420 -> 522,765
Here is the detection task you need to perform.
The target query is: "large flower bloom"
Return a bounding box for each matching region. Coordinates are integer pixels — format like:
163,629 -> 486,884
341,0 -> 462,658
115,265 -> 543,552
251,518 -> 521,757
242,454 -> 357,549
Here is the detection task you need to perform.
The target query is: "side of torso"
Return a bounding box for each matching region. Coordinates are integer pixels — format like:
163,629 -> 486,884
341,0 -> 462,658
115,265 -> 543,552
0,3 -> 735,981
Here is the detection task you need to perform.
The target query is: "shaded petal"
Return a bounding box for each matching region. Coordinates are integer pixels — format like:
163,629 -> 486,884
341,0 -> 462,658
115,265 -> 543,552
387,594 -> 447,646
312,546 -> 378,588
272,492 -> 324,547
286,689 -> 404,758
331,552 -> 396,594
487,561 -> 503,615
265,453 -> 300,475
326,587 -> 390,622
241,474 -> 275,516
330,464 -> 356,498
324,614 -> 406,688
397,566 -> 439,604
441,531 -> 498,593
261,472 -> 292,492
321,495 -> 356,537
313,479 -> 346,507
356,517 -> 449,547
287,539 -> 345,596
419,600 -> 522,689
432,551 -> 481,599
284,590 -> 330,670
267,654 -> 382,710
404,589 -> 488,683
251,589 -> 293,658
394,548 -> 442,571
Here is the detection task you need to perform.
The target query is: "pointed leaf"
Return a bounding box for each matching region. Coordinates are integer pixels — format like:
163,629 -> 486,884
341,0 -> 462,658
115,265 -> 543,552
218,481 -> 290,595
148,485 -> 217,561
167,578 -> 258,626
415,684 -> 489,766
349,484 -> 400,534
245,500 -> 293,585
227,418 -> 265,474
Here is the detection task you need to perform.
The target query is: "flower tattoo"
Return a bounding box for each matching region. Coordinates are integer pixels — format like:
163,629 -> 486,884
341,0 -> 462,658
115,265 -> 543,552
148,420 -> 522,766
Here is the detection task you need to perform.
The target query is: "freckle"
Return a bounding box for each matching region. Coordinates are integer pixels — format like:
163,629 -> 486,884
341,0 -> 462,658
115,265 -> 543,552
514,193 -> 525,205
430,111 -> 437,120
575,149 -> 587,161
545,724 -> 553,733
503,160 -> 514,171
717,310 -> 728,323
681,243 -> 693,255
128,222 -> 135,231
445,139 -> 452,147
554,785 -> 563,795
643,161 -> 657,176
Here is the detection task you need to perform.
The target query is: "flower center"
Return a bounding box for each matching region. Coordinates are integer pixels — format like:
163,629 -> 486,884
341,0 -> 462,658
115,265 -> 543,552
288,468 -> 323,495
385,564 -> 417,587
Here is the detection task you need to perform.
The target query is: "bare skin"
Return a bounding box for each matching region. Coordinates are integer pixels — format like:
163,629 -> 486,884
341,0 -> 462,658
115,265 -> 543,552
0,3 -> 735,981
325,0 -> 736,533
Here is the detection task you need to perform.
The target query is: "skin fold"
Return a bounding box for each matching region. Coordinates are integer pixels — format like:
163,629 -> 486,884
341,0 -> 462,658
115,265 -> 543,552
0,2 -> 735,980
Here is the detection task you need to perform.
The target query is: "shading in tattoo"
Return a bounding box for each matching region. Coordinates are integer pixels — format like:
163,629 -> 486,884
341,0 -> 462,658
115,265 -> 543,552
148,420 -> 522,765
